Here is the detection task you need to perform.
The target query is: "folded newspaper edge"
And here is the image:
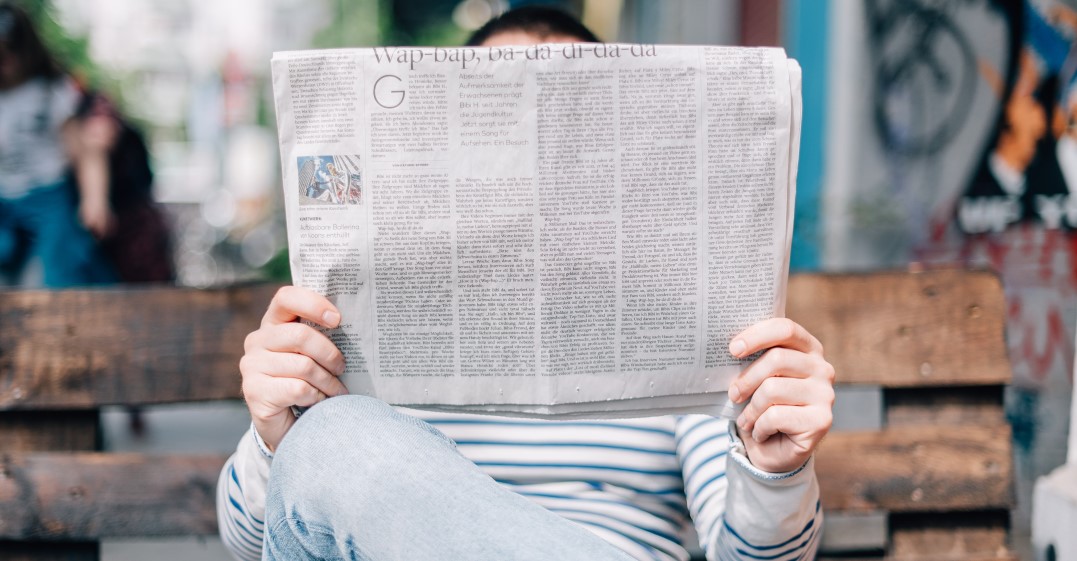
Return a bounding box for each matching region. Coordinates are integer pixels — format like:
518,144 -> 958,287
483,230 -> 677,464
411,391 -> 745,420
271,44 -> 802,419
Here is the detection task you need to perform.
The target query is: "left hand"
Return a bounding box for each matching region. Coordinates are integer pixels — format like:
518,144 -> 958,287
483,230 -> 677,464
727,318 -> 834,473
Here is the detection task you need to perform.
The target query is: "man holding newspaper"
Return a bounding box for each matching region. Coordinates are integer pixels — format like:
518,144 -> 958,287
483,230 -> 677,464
219,7 -> 833,561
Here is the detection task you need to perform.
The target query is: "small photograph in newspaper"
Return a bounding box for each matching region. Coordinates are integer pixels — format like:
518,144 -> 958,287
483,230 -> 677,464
271,43 -> 802,419
298,155 -> 364,206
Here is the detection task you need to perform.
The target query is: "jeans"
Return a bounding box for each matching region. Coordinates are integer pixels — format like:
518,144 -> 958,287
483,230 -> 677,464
0,181 -> 116,287
264,395 -> 637,561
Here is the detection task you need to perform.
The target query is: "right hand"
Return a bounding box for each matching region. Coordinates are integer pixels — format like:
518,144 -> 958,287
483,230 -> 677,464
240,286 -> 349,451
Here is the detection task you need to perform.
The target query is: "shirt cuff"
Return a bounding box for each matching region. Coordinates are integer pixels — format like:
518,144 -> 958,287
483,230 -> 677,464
250,422 -> 275,461
727,419 -> 811,483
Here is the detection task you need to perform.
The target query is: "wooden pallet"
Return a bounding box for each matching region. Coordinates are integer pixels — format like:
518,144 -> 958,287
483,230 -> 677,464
788,271 -> 1014,560
0,270 -> 1014,559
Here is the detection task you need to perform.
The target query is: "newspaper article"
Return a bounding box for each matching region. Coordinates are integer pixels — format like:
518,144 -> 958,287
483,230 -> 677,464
271,44 -> 802,417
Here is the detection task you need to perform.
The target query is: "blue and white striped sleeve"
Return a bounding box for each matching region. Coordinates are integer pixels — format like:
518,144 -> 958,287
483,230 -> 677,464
216,424 -> 274,561
675,415 -> 822,561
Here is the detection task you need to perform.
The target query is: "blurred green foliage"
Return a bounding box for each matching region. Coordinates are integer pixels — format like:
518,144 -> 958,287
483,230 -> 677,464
261,247 -> 293,283
312,0 -> 388,48
13,0 -> 117,95
311,0 -> 470,49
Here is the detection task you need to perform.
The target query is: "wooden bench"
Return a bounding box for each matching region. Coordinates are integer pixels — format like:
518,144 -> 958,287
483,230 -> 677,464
0,269 -> 1013,560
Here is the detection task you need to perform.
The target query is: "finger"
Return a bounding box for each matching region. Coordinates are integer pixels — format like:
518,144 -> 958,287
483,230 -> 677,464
728,318 -> 823,359
262,285 -> 341,328
244,374 -> 328,420
729,347 -> 833,403
245,322 -> 346,376
751,404 -> 832,446
241,350 -> 348,399
738,377 -> 834,433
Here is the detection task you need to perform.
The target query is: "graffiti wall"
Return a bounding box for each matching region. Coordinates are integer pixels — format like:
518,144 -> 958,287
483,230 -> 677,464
832,0 -> 1077,528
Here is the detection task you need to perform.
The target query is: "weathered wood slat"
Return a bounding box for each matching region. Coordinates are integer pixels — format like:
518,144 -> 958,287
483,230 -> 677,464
885,387 -> 1006,427
0,541 -> 98,561
0,284 -> 279,409
787,270 -> 1010,387
0,411 -> 98,452
816,424 -> 1013,512
1,271 -> 1009,401
0,453 -> 225,539
889,511 -> 1011,560
0,426 -> 1014,539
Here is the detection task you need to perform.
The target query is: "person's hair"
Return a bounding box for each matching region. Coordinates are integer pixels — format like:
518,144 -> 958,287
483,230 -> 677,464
465,5 -> 599,46
0,2 -> 62,81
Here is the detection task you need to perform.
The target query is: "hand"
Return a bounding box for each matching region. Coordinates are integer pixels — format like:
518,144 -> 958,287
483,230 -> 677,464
79,197 -> 115,239
240,286 -> 348,451
80,113 -> 120,151
727,318 -> 834,473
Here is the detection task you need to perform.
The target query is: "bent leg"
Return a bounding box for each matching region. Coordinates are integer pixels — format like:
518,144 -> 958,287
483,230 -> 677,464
264,395 -> 635,561
21,183 -> 116,288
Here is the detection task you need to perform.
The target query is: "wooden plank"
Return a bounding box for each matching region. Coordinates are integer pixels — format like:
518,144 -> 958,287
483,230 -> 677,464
787,270 -> 1010,387
816,424 -> 1013,512
0,284 -> 279,409
0,411 -> 99,452
889,511 -> 1011,560
0,542 -> 98,561
0,453 -> 225,539
886,387 -> 1006,427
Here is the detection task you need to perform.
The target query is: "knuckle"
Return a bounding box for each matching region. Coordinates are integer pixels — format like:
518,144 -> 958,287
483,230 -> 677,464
754,378 -> 774,402
329,348 -> 345,369
758,347 -> 781,368
241,380 -> 268,415
286,323 -> 311,349
821,384 -> 836,408
764,347 -> 792,370
778,318 -> 798,341
743,399 -> 758,419
820,408 -> 834,431
283,378 -> 311,401
297,354 -> 320,380
821,361 -> 836,383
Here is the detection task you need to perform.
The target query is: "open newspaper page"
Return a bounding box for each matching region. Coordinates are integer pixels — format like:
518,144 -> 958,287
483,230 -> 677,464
271,44 -> 801,418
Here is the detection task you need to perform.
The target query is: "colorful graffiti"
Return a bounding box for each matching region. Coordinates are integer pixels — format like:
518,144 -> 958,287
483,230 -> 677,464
845,0 -> 1077,529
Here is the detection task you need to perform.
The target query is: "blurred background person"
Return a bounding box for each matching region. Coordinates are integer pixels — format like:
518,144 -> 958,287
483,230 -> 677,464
71,91 -> 175,284
0,1 -> 116,287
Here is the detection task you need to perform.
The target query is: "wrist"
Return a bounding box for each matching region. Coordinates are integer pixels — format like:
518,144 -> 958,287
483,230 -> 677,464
250,422 -> 276,460
251,409 -> 296,453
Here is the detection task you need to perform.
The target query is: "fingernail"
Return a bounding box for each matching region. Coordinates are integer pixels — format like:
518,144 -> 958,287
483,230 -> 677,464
322,310 -> 341,326
729,384 -> 741,403
729,339 -> 746,357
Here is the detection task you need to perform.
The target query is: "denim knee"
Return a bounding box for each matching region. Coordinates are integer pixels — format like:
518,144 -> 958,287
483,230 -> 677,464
269,395 -> 455,495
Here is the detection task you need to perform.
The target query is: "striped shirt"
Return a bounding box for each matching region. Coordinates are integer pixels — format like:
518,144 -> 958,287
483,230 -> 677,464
218,411 -> 821,561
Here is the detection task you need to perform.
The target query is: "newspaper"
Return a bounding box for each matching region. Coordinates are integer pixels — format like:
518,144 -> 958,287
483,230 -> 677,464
270,44 -> 802,418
